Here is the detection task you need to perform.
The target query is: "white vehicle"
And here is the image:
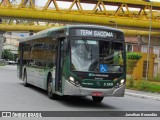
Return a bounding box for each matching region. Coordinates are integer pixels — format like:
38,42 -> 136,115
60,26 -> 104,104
8,60 -> 16,64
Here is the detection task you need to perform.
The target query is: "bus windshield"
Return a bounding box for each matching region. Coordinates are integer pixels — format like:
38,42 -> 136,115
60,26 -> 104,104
71,39 -> 124,73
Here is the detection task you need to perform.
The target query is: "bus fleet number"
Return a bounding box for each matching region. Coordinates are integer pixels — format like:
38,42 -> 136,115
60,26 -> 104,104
104,83 -> 113,87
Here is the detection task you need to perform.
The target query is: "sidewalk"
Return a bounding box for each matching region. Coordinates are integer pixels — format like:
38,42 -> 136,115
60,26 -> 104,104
125,89 -> 160,101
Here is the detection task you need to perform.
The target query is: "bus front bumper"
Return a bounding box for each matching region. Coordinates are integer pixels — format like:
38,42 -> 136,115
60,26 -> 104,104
63,80 -> 125,97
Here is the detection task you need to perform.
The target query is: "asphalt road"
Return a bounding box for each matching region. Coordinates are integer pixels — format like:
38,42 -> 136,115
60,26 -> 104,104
0,65 -> 160,120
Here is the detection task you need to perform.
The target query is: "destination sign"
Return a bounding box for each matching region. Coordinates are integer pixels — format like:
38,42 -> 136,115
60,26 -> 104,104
74,29 -> 116,38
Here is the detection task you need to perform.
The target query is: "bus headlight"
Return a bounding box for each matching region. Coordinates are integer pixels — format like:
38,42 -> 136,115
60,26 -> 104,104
69,76 -> 75,82
68,76 -> 80,87
120,79 -> 125,84
115,79 -> 125,88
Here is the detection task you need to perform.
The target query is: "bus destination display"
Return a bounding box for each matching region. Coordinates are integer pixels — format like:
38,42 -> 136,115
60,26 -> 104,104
75,29 -> 116,38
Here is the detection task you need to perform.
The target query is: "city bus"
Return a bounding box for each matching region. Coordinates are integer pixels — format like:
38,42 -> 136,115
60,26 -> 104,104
17,25 -> 126,103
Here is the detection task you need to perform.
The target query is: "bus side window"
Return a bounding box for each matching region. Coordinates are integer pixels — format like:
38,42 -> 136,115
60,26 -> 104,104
53,41 -> 58,67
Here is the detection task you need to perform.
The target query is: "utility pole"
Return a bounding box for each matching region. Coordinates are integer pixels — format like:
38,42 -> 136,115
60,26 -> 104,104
143,0 -> 153,80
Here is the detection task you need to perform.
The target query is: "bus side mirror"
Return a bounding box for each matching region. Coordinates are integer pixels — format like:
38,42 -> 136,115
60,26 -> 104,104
59,37 -> 68,53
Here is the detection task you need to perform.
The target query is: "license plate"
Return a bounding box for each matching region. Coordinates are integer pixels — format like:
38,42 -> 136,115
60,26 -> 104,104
92,92 -> 103,96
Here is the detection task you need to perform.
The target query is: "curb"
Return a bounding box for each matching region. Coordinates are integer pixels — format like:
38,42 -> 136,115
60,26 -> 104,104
125,92 -> 160,101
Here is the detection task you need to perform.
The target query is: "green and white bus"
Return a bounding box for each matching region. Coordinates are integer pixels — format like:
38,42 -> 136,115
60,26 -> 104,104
17,25 -> 126,103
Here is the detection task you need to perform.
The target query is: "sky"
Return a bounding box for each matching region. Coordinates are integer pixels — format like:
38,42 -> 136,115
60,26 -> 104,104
37,0 -> 160,10
13,0 -> 160,11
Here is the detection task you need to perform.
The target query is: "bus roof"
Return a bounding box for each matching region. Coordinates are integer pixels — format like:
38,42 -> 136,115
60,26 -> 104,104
20,26 -> 65,42
20,25 -> 123,43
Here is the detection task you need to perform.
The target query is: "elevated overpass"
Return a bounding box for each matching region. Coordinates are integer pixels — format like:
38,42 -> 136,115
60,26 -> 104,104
0,0 -> 160,28
0,23 -> 160,36
0,0 -> 160,37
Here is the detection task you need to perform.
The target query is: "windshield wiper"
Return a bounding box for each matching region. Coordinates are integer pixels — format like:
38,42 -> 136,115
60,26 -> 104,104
82,39 -> 93,62
82,39 -> 89,52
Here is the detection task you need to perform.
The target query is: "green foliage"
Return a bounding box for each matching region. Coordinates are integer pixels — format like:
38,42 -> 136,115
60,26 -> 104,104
137,80 -> 149,91
126,79 -> 160,93
128,77 -> 134,87
127,52 -> 142,60
2,49 -> 14,61
153,74 -> 160,82
127,60 -> 138,75
126,52 -> 142,75
0,64 -> 5,66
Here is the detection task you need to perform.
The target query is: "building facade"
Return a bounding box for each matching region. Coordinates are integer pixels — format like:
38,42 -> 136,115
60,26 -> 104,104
125,36 -> 160,79
2,32 -> 29,54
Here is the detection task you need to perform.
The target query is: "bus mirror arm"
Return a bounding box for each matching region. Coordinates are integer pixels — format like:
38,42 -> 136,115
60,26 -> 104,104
58,36 -> 69,52
65,37 -> 70,53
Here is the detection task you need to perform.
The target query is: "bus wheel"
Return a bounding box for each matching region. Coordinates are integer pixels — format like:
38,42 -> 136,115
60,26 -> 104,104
92,96 -> 104,103
47,76 -> 58,100
23,70 -> 28,87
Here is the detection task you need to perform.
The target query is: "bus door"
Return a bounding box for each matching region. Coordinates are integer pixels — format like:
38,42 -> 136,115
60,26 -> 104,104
19,43 -> 24,79
55,38 -> 65,92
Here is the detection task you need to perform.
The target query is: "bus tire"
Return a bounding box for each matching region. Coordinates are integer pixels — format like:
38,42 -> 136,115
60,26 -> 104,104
23,70 -> 28,87
47,76 -> 58,100
92,96 -> 104,103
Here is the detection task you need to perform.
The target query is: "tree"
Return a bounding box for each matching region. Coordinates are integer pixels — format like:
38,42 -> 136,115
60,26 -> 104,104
127,52 -> 142,87
2,49 -> 14,61
127,52 -> 142,75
